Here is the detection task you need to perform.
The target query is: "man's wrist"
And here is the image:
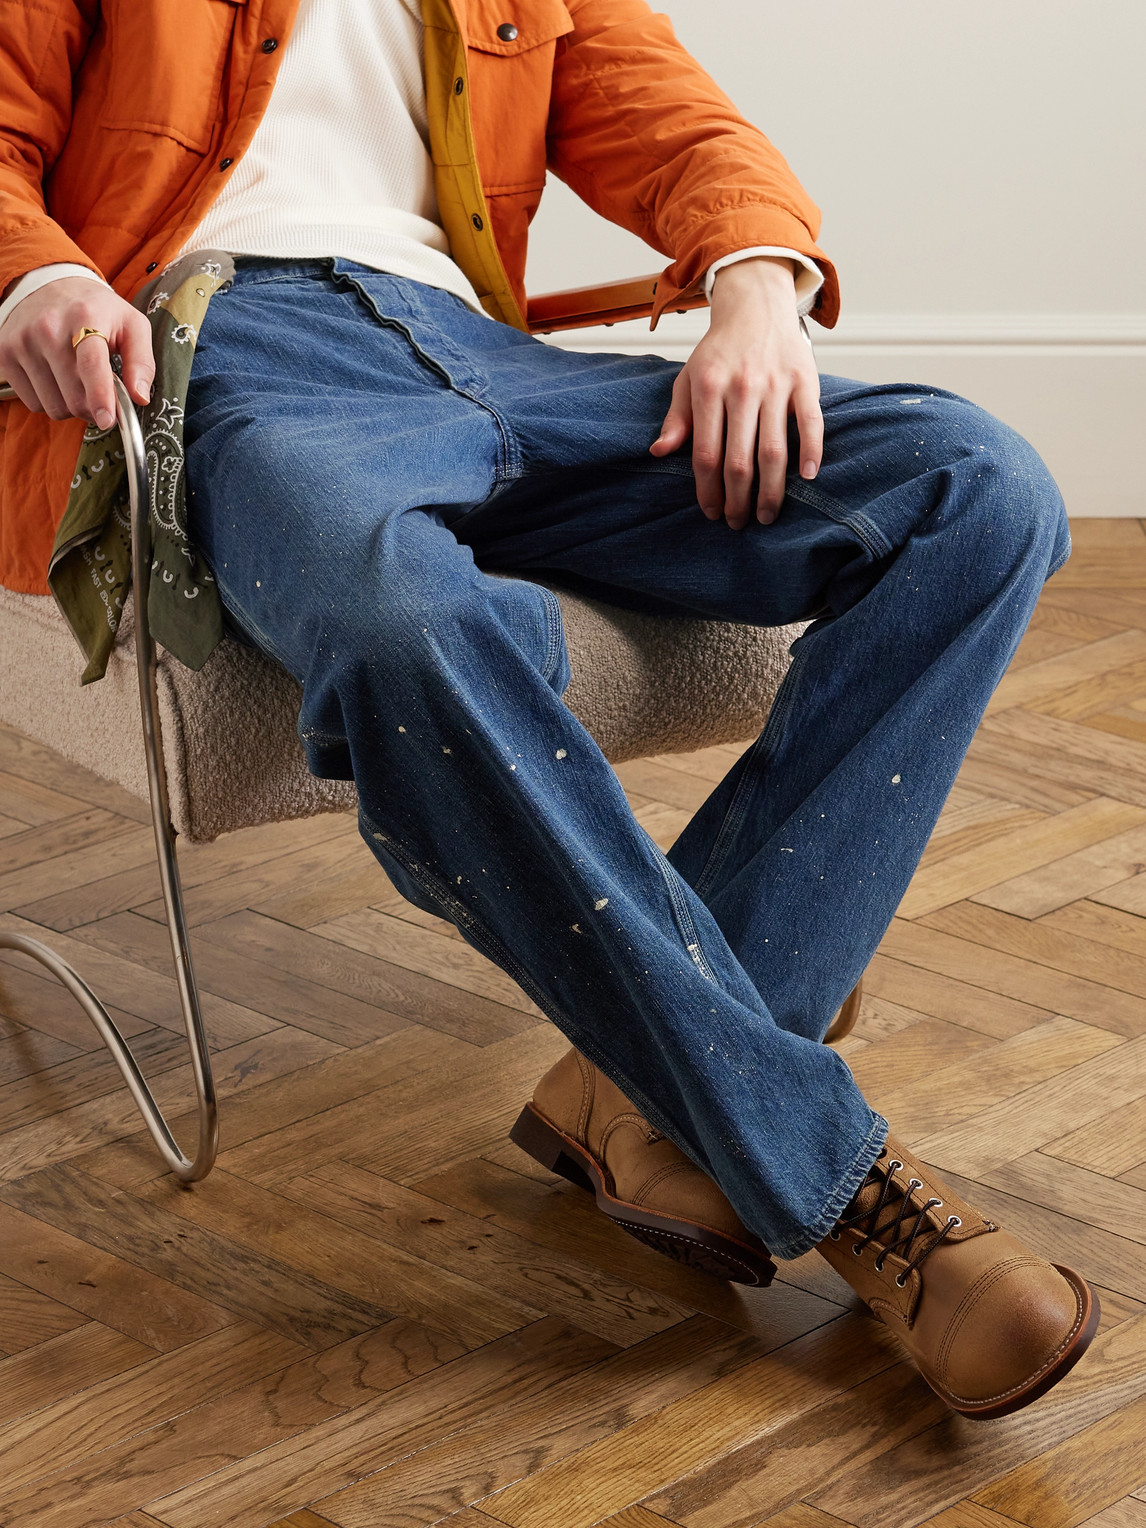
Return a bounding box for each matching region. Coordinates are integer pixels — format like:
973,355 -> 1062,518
710,256 -> 798,310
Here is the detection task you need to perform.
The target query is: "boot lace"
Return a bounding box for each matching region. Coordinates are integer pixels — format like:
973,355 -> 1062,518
831,1151 -> 961,1287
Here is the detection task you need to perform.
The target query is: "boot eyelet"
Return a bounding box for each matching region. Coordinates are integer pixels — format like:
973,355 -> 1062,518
874,1257 -> 886,1273
852,1243 -> 864,1256
896,1273 -> 907,1287
907,1178 -> 923,1192
829,1230 -> 840,1240
888,1159 -> 904,1173
948,1215 -> 962,1228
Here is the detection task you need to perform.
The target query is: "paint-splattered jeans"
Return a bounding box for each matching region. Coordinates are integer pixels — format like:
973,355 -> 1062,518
184,259 -> 1070,1259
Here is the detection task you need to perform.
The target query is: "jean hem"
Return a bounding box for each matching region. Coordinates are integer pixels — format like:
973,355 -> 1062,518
769,1109 -> 889,1261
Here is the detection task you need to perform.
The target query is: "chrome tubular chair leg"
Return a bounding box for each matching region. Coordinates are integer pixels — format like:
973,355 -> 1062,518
0,376 -> 218,1181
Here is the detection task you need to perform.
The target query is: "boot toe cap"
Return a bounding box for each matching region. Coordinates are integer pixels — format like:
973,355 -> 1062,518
937,1256 -> 1085,1408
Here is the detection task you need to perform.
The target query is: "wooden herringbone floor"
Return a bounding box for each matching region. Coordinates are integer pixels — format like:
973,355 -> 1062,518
2,519 -> 1146,1528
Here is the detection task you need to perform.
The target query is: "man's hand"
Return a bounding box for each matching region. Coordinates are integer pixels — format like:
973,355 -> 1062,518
649,256 -> 821,530
0,277 -> 154,430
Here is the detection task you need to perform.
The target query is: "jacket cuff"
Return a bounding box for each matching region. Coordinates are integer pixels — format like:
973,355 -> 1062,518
652,204 -> 840,330
0,224 -> 104,316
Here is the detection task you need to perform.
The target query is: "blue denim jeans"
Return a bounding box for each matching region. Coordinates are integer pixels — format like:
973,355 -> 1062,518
183,259 -> 1069,1259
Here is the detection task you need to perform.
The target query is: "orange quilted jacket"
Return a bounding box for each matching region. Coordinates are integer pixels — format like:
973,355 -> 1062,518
0,0 -> 838,593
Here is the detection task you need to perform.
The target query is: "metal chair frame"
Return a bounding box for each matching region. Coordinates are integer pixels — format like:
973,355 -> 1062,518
0,374 -> 218,1182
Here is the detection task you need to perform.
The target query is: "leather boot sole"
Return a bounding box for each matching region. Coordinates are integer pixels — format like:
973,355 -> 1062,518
932,1264 -> 1100,1420
510,1101 -> 777,1286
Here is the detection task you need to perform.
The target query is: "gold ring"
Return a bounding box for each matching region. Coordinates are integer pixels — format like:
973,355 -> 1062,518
71,326 -> 109,349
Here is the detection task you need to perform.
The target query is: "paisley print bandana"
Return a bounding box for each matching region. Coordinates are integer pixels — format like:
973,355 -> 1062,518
47,250 -> 234,684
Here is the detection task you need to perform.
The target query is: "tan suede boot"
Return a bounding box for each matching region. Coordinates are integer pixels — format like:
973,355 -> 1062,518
510,1046 -> 776,1285
819,1136 -> 1099,1418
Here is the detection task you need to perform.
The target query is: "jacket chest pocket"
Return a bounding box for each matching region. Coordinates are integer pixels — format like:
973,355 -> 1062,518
102,0 -> 247,154
465,0 -> 573,192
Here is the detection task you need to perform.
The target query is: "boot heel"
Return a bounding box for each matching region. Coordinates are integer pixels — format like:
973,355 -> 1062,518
510,1104 -> 595,1193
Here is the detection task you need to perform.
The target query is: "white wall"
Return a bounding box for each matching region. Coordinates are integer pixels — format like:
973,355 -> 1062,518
525,1 -> 1146,515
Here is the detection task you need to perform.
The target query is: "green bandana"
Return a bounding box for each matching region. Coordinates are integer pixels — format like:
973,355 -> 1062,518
48,250 -> 234,684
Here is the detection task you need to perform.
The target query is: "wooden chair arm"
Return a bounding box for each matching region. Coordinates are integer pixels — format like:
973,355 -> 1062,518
525,274 -> 708,334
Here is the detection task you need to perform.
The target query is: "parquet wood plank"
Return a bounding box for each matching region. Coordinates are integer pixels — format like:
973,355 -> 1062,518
314,906 -> 540,1016
1031,657 -> 1146,723
1085,711 -> 1146,748
79,1023 -> 472,1189
0,722 -> 151,823
0,1165 -> 395,1350
0,768 -> 94,827
69,910 -> 409,1048
251,860 -> 395,929
1091,872 -> 1146,918
0,1023 -> 83,1084
843,1016 -> 993,1099
0,1200 -> 238,1350
2,910 -> 283,1047
879,918 -> 1146,1038
148,1318 -> 613,1528
19,812 -> 357,932
0,1025 -> 339,1183
0,807 -> 122,877
0,1268 -> 88,1353
314,1316 -> 802,1528
974,1389 -> 1146,1527
955,753 -> 1095,813
412,1155 -> 851,1343
982,1152 -> 1146,1244
924,901 -> 1146,1000
972,824 -> 1146,919
1008,627 -> 1086,668
1044,1095 -> 1146,1177
864,952 -> 1055,1039
913,1037 -> 1146,1181
218,1023 -> 562,1186
0,1318 -> 478,1528
636,1359 -> 945,1528
0,825 -> 156,916
0,1323 -> 304,1496
613,759 -> 715,813
132,821 -> 366,928
1048,556 -> 1146,588
0,957 -> 154,1049
136,1167 -> 559,1349
897,799 -> 1146,918
0,1323 -> 154,1430
985,630 -> 1146,716
868,1017 -> 1119,1148
195,907 -> 538,1044
278,1161 -> 693,1348
1040,899 -> 1146,959
809,1313 -> 1146,1528
483,1319 -> 914,1528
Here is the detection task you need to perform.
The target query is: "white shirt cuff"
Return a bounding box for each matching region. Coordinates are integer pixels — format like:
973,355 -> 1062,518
0,263 -> 108,331
704,248 -> 824,318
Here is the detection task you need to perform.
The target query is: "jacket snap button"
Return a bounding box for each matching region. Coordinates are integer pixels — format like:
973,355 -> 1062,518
261,37 -> 279,53
496,22 -> 518,40
219,157 -> 234,170
471,213 -> 484,230
454,76 -> 464,94
145,262 -> 158,273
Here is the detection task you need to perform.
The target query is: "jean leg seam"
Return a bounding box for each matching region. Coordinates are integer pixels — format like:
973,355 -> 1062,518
783,479 -> 894,561
538,584 -> 566,687
649,843 -> 717,983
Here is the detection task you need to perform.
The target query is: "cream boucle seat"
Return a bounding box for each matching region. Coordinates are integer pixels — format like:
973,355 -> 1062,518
0,582 -> 798,844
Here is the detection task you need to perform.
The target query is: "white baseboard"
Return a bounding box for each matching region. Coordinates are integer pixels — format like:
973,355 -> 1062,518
540,313 -> 1146,517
